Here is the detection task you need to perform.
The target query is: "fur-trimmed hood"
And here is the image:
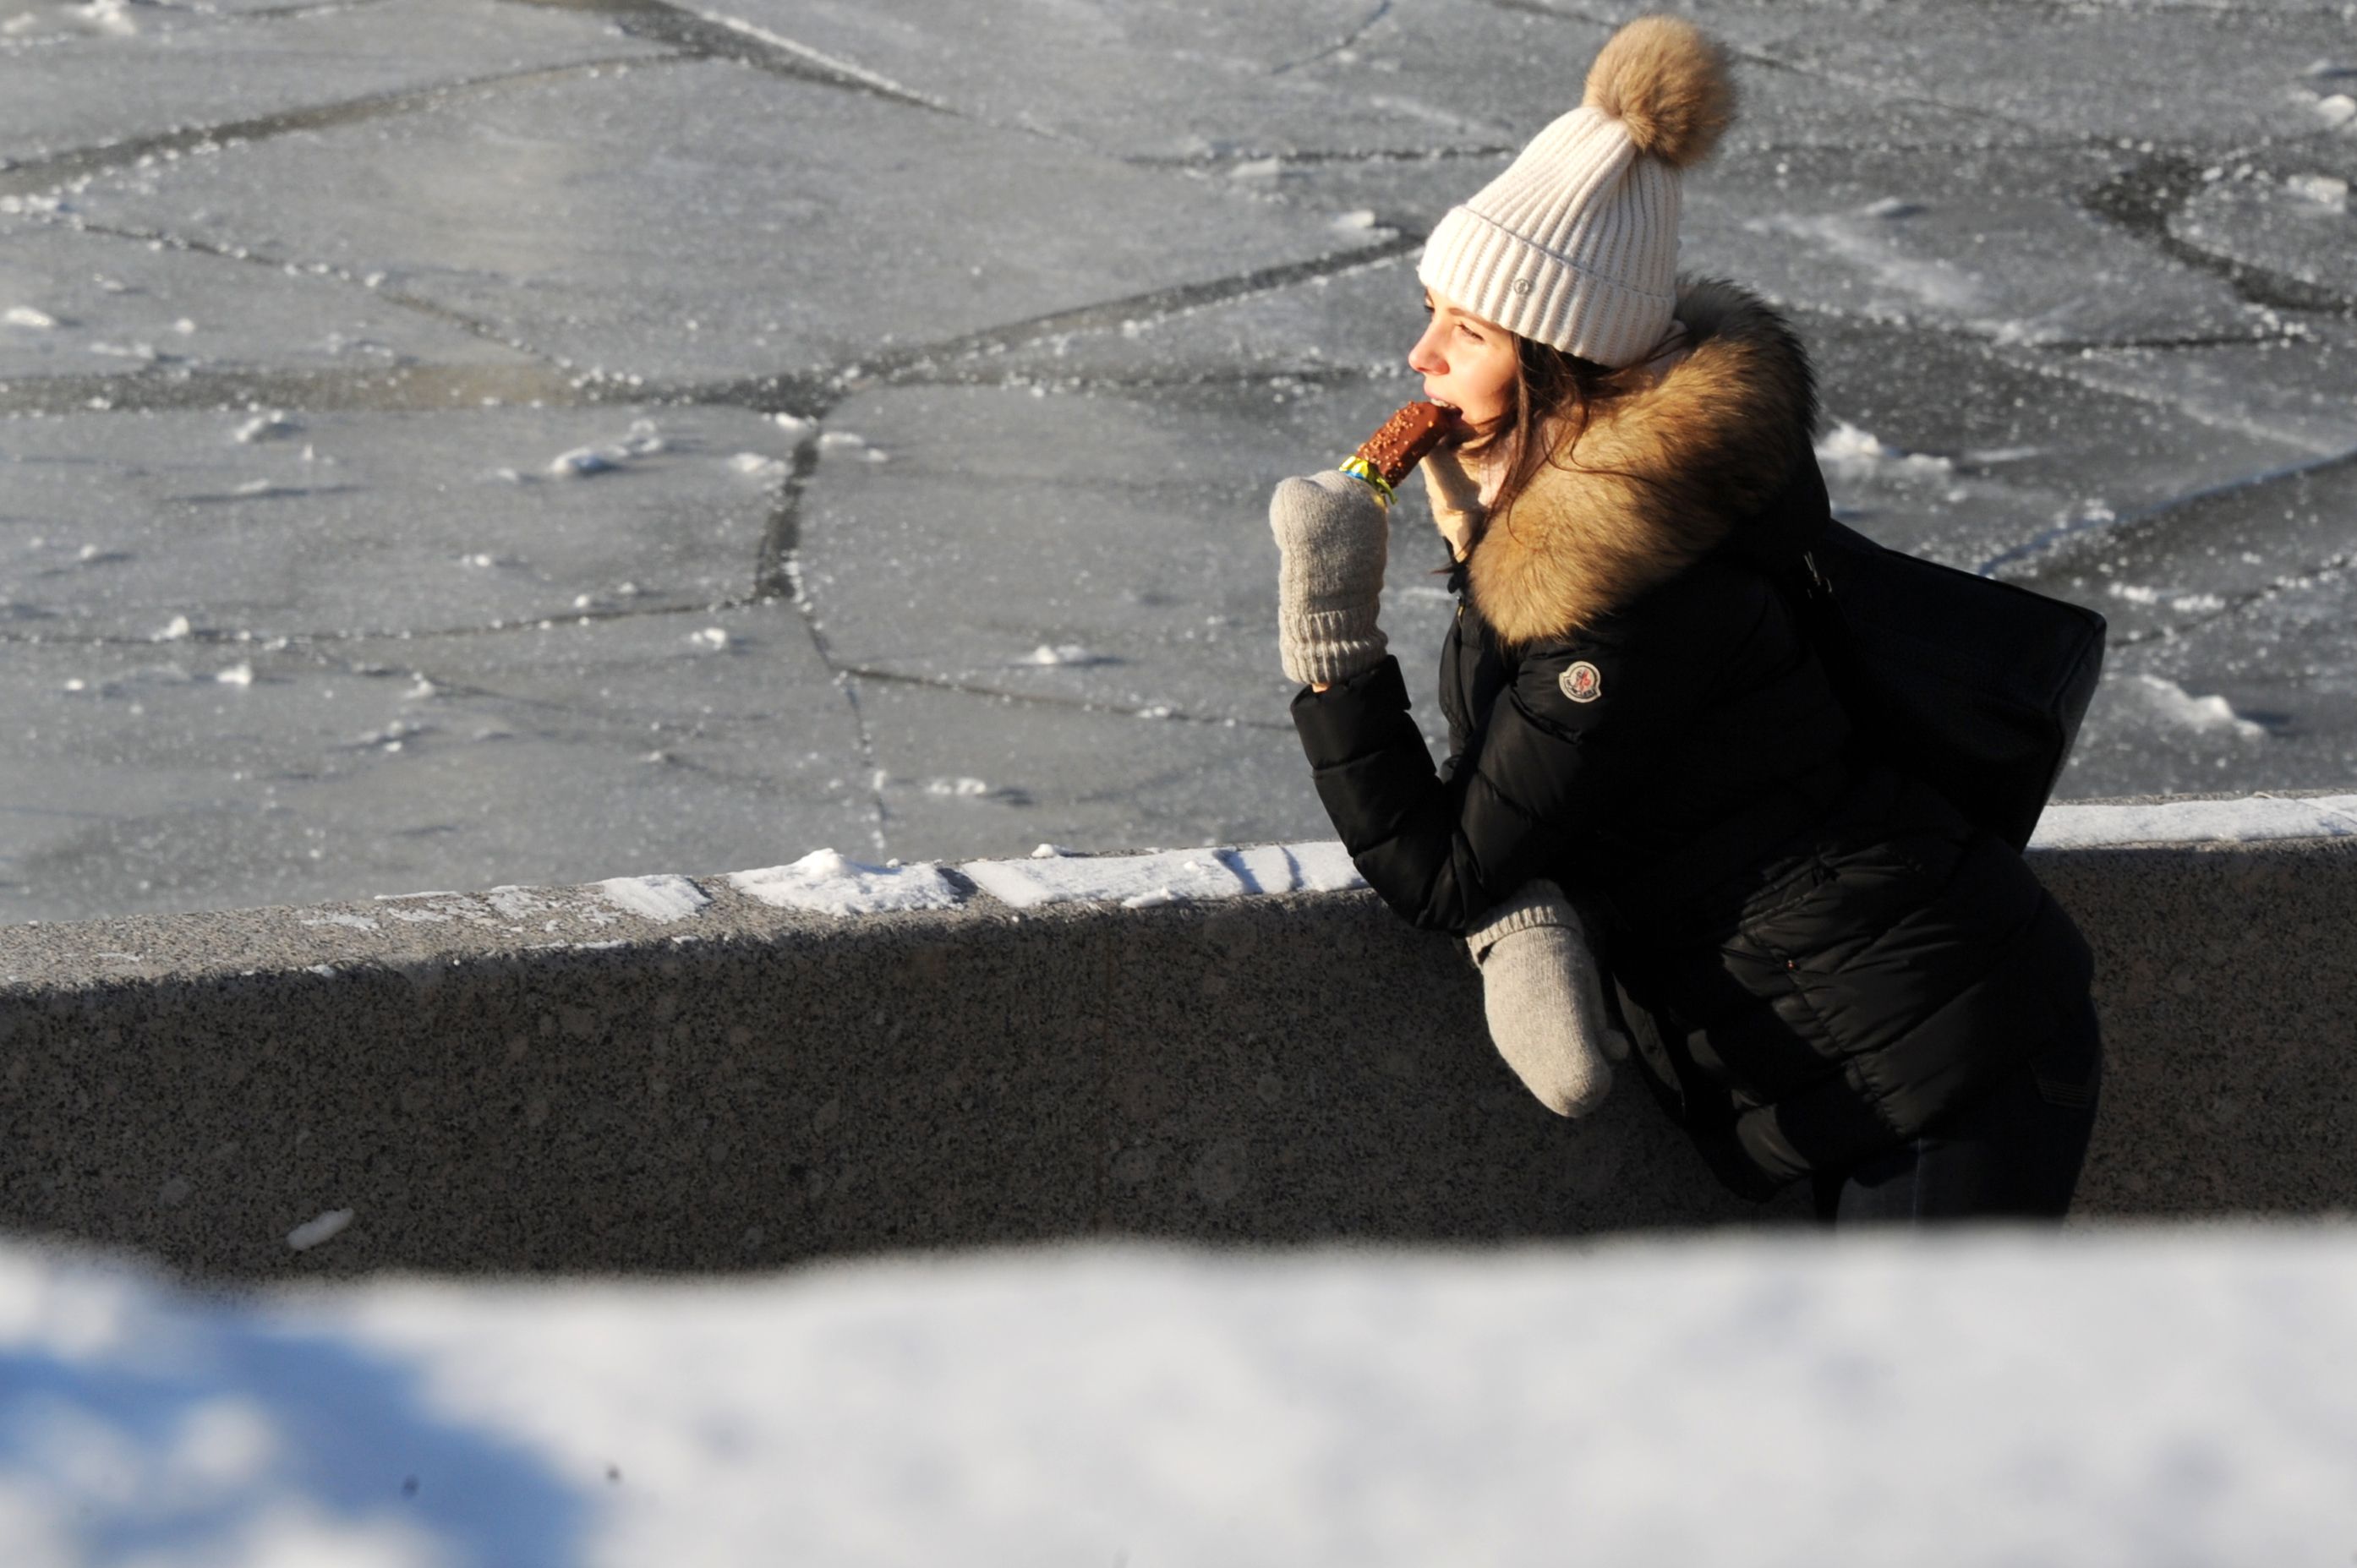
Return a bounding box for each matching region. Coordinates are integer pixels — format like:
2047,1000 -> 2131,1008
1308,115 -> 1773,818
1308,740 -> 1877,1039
1455,277 -> 1819,647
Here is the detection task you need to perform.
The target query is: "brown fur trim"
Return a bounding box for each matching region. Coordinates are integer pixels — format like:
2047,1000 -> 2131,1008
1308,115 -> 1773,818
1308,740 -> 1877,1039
1464,277 -> 1817,648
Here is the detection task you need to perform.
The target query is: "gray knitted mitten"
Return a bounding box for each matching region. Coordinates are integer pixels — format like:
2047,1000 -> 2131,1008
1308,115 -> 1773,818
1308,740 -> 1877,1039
1269,469 -> 1389,686
1466,879 -> 1629,1117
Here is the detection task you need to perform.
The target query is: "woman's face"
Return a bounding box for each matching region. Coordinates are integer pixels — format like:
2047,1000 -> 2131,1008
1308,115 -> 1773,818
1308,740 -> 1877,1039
1408,288 -> 1518,438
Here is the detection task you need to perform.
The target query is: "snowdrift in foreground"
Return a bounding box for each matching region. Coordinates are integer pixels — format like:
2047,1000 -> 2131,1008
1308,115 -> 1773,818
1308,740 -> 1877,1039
4,1229 -> 2356,1566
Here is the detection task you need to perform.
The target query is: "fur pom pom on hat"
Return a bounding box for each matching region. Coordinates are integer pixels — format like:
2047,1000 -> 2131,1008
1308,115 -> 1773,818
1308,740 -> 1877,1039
1581,14 -> 1736,170
1418,14 -> 1736,368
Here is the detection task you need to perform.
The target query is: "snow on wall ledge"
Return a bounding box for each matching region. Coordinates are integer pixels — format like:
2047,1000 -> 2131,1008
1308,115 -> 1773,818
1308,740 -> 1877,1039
2026,792 -> 2357,850
8,1229 -> 2357,1567
1,794 -> 2354,1277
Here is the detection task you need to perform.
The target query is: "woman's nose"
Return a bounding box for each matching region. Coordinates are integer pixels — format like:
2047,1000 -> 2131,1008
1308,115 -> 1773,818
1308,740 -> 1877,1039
1407,325 -> 1445,376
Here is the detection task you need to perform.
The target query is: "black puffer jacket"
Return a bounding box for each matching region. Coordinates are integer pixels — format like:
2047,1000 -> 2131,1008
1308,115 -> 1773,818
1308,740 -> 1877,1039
1289,281 -> 2093,1196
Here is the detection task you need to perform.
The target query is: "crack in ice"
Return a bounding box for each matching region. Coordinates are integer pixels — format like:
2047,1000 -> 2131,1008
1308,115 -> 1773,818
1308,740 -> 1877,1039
2084,151 -> 2357,320
1490,0 -> 2055,144
0,363 -> 592,418
0,55 -> 689,202
1979,442 -> 2357,576
1268,0 -> 1394,76
688,8 -> 954,112
9,211 -> 563,373
0,595 -> 779,652
854,235 -> 1423,386
839,665 -> 1292,734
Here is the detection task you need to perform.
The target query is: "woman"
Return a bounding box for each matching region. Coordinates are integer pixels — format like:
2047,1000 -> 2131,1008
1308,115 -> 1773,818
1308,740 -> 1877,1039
1267,16 -> 2102,1221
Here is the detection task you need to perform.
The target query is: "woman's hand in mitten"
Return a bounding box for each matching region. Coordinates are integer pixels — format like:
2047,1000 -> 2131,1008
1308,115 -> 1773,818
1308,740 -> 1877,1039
1269,469 -> 1389,687
1467,880 -> 1629,1117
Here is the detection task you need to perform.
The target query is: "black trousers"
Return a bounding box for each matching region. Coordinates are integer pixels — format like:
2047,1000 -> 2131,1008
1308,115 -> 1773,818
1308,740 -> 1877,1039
1810,996 -> 2104,1225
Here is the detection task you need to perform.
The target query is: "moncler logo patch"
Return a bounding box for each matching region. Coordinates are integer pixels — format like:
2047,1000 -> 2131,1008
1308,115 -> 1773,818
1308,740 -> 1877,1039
1559,661 -> 1602,703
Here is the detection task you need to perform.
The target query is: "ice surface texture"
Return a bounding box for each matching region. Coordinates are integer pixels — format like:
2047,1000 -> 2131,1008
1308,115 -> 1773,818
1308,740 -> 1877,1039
3,0 -> 2355,920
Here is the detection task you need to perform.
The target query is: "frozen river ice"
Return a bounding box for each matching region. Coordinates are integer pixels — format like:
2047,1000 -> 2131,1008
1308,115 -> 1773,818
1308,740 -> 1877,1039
2,0 -> 2354,921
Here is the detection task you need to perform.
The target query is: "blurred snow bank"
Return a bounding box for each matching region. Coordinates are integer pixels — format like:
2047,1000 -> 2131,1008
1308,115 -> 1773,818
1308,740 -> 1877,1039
5,1228 -> 2357,1565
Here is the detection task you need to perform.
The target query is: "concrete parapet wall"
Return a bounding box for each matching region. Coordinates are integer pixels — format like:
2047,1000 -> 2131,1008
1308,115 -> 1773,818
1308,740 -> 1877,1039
3,796 -> 2355,1277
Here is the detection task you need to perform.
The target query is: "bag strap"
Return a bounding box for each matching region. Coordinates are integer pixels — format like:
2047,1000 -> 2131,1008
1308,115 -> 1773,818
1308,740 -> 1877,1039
1762,536 -> 1906,801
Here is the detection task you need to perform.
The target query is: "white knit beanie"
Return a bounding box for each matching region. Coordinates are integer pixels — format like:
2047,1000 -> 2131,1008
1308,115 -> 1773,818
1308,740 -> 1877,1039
1418,16 -> 1736,369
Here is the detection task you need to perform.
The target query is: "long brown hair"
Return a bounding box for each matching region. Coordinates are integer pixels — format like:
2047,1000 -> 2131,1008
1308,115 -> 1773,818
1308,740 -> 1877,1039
1474,331 -> 1680,534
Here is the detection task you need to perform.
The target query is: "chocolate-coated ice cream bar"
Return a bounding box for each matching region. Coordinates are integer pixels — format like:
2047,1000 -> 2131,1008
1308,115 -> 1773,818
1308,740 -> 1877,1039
1353,401 -> 1463,487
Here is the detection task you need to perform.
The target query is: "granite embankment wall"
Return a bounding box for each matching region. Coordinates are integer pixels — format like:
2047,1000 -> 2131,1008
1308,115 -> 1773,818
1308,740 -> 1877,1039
2,795 -> 2354,1279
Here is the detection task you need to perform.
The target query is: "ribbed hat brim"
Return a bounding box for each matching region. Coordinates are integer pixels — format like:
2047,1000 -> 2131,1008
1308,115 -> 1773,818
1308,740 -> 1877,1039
1418,206 -> 1676,369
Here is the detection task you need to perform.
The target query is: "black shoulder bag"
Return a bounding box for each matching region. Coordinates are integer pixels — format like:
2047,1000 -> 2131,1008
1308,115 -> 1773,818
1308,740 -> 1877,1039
1784,521 -> 2108,850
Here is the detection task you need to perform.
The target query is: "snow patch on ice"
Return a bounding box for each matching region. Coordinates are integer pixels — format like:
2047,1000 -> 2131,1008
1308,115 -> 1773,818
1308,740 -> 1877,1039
729,850 -> 963,916
71,0 -> 145,36
2285,173 -> 2349,211
729,451 -> 789,480
550,447 -> 623,477
2122,673 -> 2267,738
353,718 -> 426,751
592,873 -> 710,925
232,410 -> 300,444
285,1210 -> 352,1251
1018,643 -> 1102,667
548,419 -> 665,478
2106,583 -> 2227,615
816,430 -> 889,463
215,662 -> 254,687
1813,420 -> 1953,479
3,305 -> 57,329
299,914 -> 379,932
